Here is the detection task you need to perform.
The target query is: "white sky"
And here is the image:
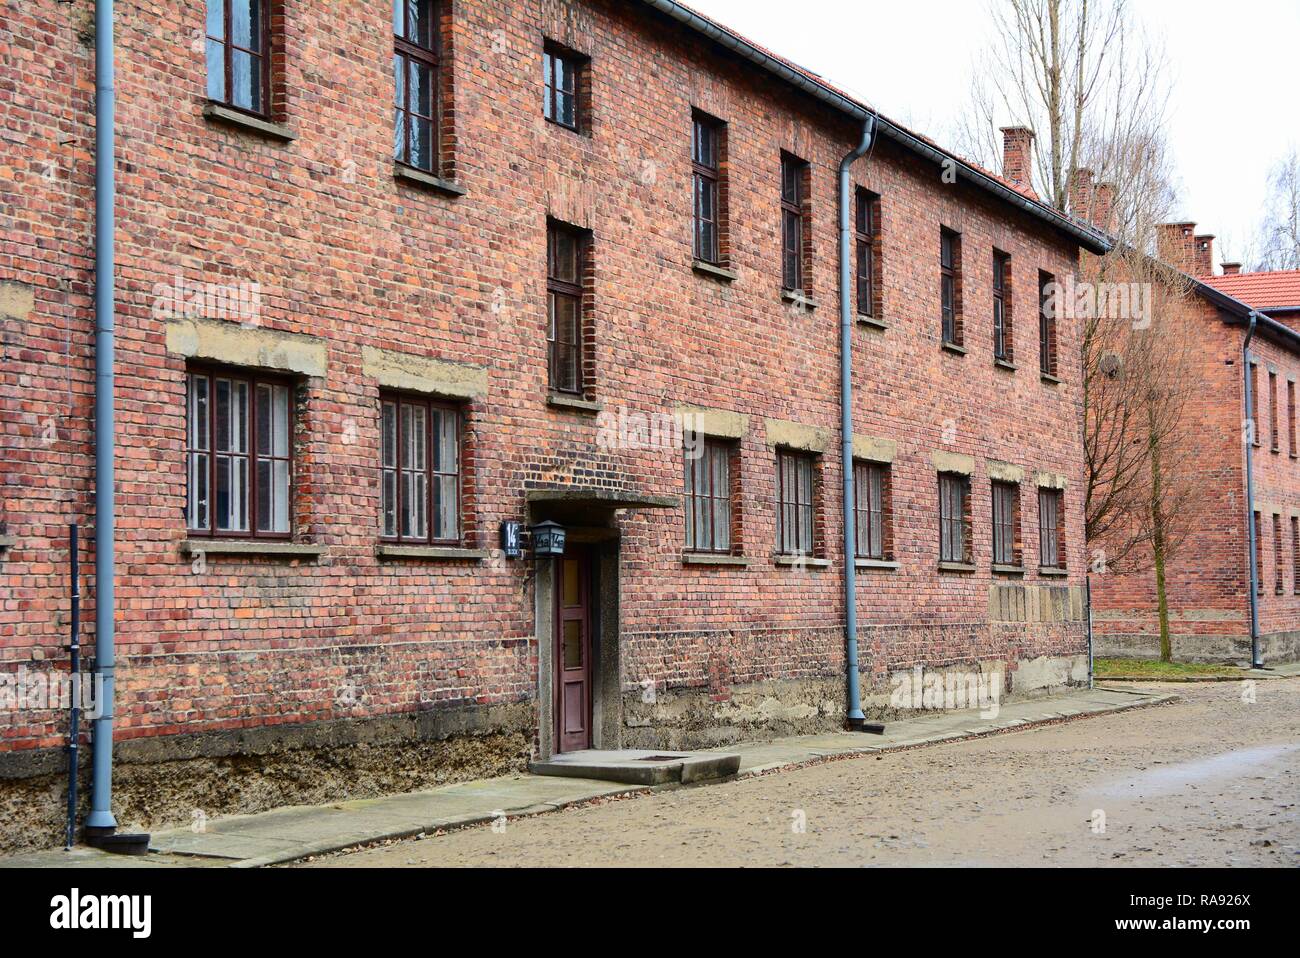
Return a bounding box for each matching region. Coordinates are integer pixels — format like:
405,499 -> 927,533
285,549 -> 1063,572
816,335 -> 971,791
687,0 -> 1300,269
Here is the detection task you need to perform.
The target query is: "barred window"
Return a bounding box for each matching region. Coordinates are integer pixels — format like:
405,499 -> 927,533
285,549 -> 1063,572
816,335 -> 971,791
380,394 -> 461,544
547,221 -> 587,395
854,461 -> 888,560
684,440 -> 734,554
992,481 -> 1019,566
856,190 -> 881,318
939,473 -> 970,565
993,250 -> 1011,362
777,450 -> 815,556
1038,488 -> 1064,569
781,155 -> 808,292
941,228 -> 963,347
692,114 -> 723,265
187,368 -> 292,537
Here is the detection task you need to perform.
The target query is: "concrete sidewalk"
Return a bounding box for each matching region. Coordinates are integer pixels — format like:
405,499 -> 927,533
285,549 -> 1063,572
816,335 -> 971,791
1,684 -> 1175,869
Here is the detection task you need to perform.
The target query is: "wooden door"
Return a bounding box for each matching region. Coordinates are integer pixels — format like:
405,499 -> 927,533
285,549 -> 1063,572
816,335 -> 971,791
555,547 -> 593,752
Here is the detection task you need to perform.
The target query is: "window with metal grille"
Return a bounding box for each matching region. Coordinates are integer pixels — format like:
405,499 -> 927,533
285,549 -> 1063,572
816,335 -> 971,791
186,368 -> 292,537
777,450 -> 815,556
393,0 -> 440,173
206,0 -> 271,116
939,473 -> 969,564
380,394 -> 461,544
992,480 -> 1019,566
692,114 -> 723,264
547,221 -> 587,395
684,440 -> 734,554
1038,488 -> 1063,569
853,461 -> 888,560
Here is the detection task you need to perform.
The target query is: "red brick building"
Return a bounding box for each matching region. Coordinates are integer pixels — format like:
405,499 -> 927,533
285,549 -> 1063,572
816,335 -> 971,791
1091,222 -> 1300,664
0,0 -> 1107,849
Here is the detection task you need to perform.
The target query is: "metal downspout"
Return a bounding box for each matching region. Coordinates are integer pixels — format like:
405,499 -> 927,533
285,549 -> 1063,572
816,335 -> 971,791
1243,312 -> 1263,669
86,0 -> 118,836
839,116 -> 877,728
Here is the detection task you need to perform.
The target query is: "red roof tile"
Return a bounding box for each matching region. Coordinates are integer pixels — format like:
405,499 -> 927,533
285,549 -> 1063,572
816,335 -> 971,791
1200,271 -> 1300,311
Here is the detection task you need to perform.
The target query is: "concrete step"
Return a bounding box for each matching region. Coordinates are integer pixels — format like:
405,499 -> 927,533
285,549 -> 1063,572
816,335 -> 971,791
529,749 -> 741,786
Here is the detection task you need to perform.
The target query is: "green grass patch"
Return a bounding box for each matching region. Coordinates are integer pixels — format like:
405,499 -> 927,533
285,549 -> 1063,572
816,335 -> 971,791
1093,658 -> 1242,679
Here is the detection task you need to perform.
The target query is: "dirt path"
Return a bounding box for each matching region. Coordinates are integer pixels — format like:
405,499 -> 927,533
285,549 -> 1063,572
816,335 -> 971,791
307,680 -> 1300,867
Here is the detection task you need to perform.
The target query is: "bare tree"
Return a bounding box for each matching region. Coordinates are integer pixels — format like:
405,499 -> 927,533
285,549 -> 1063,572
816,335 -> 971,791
1253,148 -> 1300,272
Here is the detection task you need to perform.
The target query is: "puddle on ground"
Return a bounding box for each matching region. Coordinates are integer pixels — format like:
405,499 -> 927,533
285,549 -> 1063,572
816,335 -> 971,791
1088,743 -> 1300,799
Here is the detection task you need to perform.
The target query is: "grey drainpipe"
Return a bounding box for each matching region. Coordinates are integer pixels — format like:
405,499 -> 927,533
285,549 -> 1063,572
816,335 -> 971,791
86,0 -> 118,837
839,116 -> 877,729
1243,312 -> 1263,669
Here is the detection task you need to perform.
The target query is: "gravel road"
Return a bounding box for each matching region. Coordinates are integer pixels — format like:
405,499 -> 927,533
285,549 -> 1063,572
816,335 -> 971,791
307,679 -> 1299,867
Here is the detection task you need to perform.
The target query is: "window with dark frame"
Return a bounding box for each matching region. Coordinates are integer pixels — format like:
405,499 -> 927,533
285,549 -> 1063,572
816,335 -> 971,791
186,368 -> 292,538
1269,371 -> 1280,452
993,250 -> 1012,362
1274,513 -> 1284,594
856,189 -> 881,318
543,44 -> 583,132
1250,363 -> 1260,447
1292,516 -> 1299,595
547,221 -> 587,396
1038,487 -> 1063,569
1039,270 -> 1058,378
939,473 -> 970,565
380,394 -> 461,545
206,0 -> 271,116
393,0 -> 440,173
684,440 -> 734,554
992,480 -> 1019,567
1289,379 -> 1297,457
1255,511 -> 1264,595
853,461 -> 889,561
781,155 -> 807,293
777,449 -> 815,556
941,228 -> 962,347
692,114 -> 722,265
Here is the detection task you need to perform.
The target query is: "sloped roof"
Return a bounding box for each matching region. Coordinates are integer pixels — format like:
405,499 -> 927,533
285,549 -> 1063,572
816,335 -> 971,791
638,0 -> 1110,254
1200,271 -> 1300,312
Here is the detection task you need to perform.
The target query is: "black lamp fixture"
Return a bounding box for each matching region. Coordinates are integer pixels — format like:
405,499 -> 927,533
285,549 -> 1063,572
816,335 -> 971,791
530,520 -> 567,559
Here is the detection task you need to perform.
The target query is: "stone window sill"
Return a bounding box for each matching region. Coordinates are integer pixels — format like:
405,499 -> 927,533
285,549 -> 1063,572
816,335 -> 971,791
548,393 -> 603,414
781,290 -> 818,311
1041,373 -> 1063,386
203,102 -> 295,142
992,563 -> 1026,576
377,545 -> 488,562
682,553 -> 749,567
855,558 -> 899,571
938,561 -> 976,574
775,555 -> 831,569
857,316 -> 888,331
994,358 -> 1017,372
181,540 -> 325,560
1038,566 -> 1069,577
692,260 -> 737,283
942,341 -> 967,356
394,163 -> 467,197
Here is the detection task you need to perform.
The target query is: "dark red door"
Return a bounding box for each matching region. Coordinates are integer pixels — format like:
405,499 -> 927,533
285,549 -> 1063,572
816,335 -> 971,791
555,547 -> 593,753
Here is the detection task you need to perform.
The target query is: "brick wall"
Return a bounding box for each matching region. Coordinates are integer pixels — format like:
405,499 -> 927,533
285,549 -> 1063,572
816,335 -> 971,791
1,0 -> 1090,788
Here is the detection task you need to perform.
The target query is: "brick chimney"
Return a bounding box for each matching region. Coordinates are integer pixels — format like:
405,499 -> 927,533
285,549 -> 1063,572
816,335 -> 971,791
1157,223 -> 1198,272
1069,167 -> 1095,221
1193,235 -> 1215,277
1000,127 -> 1037,198
1222,262 -> 1243,275
1094,182 -> 1115,233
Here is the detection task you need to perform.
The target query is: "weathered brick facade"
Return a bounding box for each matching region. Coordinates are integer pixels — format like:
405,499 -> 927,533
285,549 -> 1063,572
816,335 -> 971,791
1090,224 -> 1300,663
1,0 -> 1097,849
